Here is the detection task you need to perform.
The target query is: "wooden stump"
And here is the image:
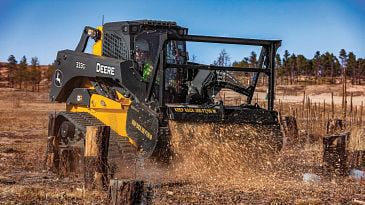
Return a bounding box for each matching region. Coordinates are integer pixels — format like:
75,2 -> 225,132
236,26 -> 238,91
323,133 -> 349,178
109,179 -> 152,205
326,119 -> 345,135
84,126 -> 110,190
44,113 -> 58,171
281,115 -> 301,147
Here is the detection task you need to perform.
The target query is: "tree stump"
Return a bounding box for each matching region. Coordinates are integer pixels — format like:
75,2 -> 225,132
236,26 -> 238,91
281,115 -> 301,147
326,119 -> 345,135
323,133 -> 349,178
109,179 -> 152,205
84,126 -> 110,190
44,113 -> 57,171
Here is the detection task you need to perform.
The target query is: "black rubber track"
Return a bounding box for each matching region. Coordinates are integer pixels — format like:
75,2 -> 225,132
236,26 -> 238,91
57,111 -> 137,177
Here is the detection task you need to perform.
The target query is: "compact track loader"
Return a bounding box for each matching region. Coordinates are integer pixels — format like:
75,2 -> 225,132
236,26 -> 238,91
47,20 -> 283,178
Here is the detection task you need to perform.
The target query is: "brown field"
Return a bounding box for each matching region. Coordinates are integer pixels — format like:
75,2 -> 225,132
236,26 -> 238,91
0,87 -> 364,204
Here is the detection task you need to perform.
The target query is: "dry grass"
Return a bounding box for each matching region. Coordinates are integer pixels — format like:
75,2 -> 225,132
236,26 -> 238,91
0,90 -> 96,204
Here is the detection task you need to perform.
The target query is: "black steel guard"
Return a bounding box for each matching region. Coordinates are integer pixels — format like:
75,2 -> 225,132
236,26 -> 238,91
168,34 -> 281,47
165,64 -> 270,74
146,34 -> 281,111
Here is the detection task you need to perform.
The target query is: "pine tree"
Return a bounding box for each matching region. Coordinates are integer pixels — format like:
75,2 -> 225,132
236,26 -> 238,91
275,53 -> 284,78
288,54 -> 297,84
7,55 -> 17,87
339,49 -> 348,118
248,51 -> 257,68
296,55 -> 308,76
31,57 -> 39,67
339,49 -> 347,73
30,57 -> 42,91
17,56 -> 28,89
282,50 -> 290,83
313,51 -> 321,83
232,58 -> 249,67
347,52 -> 357,84
357,58 -> 365,85
330,53 -> 341,82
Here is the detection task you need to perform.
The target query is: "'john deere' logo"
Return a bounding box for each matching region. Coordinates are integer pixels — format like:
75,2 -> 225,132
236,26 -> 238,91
54,70 -> 63,87
96,63 -> 115,76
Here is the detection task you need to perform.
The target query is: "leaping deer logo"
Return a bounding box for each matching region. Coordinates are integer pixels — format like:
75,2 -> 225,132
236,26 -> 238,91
54,70 -> 63,87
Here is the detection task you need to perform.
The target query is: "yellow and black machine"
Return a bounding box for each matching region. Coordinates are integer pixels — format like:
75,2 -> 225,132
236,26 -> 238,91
47,20 -> 283,177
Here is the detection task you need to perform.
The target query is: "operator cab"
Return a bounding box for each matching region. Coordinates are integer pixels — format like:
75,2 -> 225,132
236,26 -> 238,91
99,20 -> 265,107
101,20 -> 191,104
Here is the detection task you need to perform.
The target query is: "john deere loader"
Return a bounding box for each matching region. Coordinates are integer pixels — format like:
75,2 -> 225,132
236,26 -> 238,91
46,20 -> 283,178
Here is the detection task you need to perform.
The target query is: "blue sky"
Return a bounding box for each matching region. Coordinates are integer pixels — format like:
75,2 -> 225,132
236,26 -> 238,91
0,0 -> 364,65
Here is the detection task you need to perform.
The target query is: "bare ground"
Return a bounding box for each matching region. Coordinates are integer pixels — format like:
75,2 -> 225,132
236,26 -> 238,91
0,88 -> 364,204
219,83 -> 365,107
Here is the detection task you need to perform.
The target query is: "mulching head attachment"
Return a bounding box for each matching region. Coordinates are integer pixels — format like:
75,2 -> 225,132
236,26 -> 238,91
164,104 -> 284,180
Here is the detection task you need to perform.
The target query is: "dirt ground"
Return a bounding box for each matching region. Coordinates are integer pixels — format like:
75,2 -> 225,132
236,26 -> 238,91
274,84 -> 365,106
0,89 -> 106,204
0,88 -> 364,204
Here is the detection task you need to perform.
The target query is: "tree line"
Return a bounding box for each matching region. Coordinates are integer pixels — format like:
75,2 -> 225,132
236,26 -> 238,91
4,48 -> 365,91
231,49 -> 365,85
6,55 -> 55,91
